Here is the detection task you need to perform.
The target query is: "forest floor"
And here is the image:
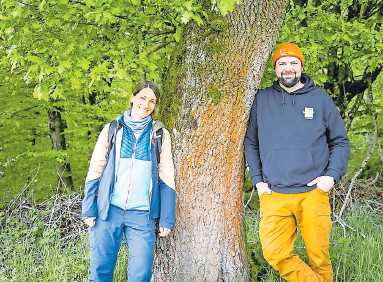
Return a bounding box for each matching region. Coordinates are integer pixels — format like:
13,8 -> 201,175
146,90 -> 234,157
0,187 -> 382,282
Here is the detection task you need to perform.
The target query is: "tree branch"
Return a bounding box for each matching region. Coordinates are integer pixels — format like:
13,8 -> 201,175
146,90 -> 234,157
337,83 -> 378,219
68,0 -> 86,6
345,65 -> 382,100
346,91 -> 364,130
16,1 -> 38,8
147,40 -> 174,55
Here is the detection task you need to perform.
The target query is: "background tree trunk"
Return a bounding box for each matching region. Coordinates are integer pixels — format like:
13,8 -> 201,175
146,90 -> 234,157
48,106 -> 73,189
154,1 -> 288,281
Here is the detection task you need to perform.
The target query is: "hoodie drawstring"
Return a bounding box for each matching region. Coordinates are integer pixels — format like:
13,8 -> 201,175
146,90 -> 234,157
281,90 -> 297,106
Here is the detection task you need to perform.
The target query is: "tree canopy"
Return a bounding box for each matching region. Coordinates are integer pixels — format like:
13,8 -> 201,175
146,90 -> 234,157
1,0 -> 382,203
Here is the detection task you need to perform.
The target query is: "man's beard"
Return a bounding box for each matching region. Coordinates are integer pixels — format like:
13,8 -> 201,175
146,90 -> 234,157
278,72 -> 301,87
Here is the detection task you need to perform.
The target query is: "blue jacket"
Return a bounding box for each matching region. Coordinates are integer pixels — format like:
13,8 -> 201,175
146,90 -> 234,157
81,120 -> 176,229
244,74 -> 349,193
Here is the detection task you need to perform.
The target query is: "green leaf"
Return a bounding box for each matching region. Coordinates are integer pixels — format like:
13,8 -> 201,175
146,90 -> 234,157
217,0 -> 239,16
181,11 -> 193,24
174,27 -> 183,43
78,58 -> 90,71
33,84 -> 49,101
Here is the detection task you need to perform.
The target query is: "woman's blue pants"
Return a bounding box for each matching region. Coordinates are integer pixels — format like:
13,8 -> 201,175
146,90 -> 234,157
89,206 -> 156,282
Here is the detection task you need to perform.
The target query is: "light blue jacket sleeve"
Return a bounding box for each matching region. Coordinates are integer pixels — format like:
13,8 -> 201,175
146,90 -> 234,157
157,128 -> 176,229
81,124 -> 110,219
159,179 -> 176,229
81,178 -> 100,218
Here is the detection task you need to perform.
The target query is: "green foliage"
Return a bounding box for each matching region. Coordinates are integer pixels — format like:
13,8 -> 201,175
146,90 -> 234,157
1,0 -> 181,196
207,84 -> 224,104
209,18 -> 227,32
0,212 -> 89,281
0,0 -> 241,201
262,0 -> 383,88
286,0 -> 382,86
0,84 -> 57,204
346,72 -> 383,177
1,0 -> 382,204
156,39 -> 185,130
212,0 -> 240,16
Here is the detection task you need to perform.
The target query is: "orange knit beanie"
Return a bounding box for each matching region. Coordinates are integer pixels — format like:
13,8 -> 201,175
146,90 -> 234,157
272,42 -> 304,66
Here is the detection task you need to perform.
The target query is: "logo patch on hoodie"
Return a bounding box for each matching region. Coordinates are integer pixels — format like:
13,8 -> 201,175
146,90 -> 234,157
303,107 -> 314,119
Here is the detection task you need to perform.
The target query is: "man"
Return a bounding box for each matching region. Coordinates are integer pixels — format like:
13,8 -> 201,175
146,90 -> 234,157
244,42 -> 349,282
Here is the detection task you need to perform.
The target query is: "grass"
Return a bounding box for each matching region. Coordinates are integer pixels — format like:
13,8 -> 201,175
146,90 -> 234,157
0,201 -> 382,281
0,212 -> 88,281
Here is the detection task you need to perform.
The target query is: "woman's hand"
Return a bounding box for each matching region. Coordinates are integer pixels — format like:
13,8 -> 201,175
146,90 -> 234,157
84,217 -> 96,227
158,227 -> 171,237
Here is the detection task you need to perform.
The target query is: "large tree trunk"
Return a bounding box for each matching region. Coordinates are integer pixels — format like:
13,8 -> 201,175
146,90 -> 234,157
154,1 -> 288,281
48,106 -> 73,189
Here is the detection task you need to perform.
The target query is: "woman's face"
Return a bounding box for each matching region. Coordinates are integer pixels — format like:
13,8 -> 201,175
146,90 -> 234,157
130,87 -> 157,120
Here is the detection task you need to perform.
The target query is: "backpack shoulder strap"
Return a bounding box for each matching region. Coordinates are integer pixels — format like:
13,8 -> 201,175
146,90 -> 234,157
154,127 -> 164,164
107,120 -> 119,157
155,128 -> 164,164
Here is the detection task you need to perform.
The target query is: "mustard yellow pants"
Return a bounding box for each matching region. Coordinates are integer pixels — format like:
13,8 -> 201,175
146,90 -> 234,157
259,189 -> 333,282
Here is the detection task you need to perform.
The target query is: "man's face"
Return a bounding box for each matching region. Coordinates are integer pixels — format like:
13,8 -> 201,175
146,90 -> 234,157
274,56 -> 303,87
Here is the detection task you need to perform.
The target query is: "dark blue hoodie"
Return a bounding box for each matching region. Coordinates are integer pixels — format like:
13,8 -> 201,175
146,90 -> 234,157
244,74 -> 349,193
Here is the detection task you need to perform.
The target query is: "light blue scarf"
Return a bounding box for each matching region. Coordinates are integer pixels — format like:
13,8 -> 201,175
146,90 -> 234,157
122,110 -> 152,137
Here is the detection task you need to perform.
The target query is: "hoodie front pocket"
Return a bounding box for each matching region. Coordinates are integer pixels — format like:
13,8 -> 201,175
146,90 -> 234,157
263,148 -> 316,187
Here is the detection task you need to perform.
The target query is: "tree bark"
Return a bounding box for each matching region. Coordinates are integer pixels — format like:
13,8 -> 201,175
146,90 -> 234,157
48,106 -> 73,189
154,1 -> 288,281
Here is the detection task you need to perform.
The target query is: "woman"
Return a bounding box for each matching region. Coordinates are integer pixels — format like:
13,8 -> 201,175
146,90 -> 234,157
81,81 -> 176,282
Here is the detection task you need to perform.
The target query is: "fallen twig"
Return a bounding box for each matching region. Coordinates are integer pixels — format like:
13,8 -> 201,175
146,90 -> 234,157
244,186 -> 255,209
